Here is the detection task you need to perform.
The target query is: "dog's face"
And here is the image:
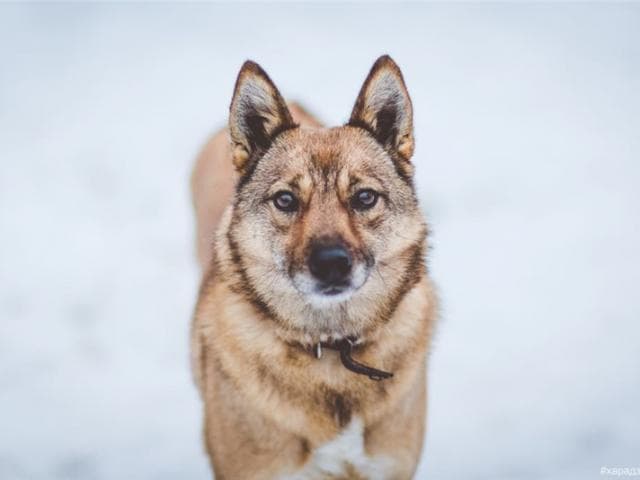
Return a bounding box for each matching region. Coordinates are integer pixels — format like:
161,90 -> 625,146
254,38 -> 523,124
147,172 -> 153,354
225,57 -> 426,338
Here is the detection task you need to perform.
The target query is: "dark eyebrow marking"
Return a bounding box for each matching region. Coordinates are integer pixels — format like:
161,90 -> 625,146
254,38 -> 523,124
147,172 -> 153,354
361,167 -> 387,186
286,174 -> 301,192
349,170 -> 388,193
349,175 -> 362,188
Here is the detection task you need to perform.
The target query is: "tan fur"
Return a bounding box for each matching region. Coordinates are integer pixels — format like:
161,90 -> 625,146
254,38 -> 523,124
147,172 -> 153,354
191,57 -> 438,480
191,103 -> 321,270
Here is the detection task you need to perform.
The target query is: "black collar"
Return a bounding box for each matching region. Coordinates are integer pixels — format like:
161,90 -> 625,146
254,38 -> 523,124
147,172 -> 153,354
314,337 -> 393,381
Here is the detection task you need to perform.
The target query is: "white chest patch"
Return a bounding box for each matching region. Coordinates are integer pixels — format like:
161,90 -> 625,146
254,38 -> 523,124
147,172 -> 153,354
281,418 -> 394,480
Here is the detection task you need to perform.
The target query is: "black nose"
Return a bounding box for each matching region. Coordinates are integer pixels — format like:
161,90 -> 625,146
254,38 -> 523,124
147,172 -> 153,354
308,244 -> 352,285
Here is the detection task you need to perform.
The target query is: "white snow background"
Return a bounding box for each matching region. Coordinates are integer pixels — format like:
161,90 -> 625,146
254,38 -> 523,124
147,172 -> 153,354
1,3 -> 639,479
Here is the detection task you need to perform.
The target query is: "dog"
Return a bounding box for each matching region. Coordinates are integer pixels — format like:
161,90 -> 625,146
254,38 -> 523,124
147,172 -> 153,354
190,55 -> 438,480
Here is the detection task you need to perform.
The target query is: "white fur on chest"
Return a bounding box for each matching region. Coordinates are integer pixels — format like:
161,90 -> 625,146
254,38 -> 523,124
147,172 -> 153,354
281,418 -> 393,480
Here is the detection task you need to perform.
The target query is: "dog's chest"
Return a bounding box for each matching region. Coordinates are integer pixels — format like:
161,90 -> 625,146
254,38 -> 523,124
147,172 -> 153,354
281,418 -> 393,480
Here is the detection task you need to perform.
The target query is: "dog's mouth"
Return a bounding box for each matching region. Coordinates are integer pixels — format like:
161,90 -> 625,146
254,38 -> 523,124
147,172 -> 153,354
290,266 -> 370,307
306,283 -> 355,306
318,282 -> 351,296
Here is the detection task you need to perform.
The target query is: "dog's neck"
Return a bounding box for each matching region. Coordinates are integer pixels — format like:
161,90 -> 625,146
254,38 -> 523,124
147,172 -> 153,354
312,337 -> 394,381
263,299 -> 397,381
276,327 -> 394,381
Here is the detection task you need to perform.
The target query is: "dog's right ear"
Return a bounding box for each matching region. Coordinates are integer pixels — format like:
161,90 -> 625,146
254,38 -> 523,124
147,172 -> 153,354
229,61 -> 295,175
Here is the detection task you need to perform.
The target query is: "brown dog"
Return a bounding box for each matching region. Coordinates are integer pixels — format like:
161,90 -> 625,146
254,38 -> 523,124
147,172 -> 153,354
190,56 -> 438,480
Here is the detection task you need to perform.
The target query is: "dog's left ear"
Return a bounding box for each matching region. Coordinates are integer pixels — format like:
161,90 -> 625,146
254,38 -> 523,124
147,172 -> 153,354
229,61 -> 295,175
348,55 -> 414,165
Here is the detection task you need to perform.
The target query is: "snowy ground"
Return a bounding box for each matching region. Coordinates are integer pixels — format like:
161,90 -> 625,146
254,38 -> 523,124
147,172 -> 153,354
1,3 -> 639,479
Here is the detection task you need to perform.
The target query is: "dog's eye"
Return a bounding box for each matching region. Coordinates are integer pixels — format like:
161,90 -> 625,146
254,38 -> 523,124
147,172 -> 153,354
273,191 -> 299,212
351,189 -> 379,211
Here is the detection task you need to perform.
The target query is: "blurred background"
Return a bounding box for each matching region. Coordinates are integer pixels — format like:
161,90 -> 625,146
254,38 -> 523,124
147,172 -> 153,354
1,3 -> 639,479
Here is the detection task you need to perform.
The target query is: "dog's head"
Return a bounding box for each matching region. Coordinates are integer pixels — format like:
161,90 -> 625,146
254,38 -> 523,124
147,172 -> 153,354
225,56 -> 427,339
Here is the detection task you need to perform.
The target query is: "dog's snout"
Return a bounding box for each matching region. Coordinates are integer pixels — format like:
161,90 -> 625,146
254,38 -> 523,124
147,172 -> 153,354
308,244 -> 352,285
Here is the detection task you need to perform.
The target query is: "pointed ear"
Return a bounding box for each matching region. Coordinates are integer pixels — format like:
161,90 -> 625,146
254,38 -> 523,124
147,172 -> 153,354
348,55 -> 415,163
229,61 -> 296,175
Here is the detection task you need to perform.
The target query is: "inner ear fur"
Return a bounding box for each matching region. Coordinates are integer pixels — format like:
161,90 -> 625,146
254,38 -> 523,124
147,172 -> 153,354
348,55 -> 415,164
229,61 -> 296,175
